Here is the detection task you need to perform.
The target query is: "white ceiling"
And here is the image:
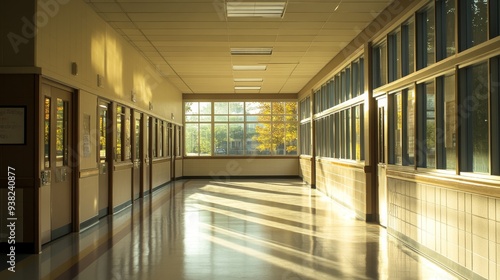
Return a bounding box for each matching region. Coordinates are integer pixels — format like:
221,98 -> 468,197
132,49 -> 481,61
85,0 -> 392,94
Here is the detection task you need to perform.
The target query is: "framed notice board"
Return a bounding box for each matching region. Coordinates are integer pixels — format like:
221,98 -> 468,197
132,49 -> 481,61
0,106 -> 26,145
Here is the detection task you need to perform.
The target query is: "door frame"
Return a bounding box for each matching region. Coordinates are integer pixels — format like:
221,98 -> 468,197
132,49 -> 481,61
39,79 -> 78,241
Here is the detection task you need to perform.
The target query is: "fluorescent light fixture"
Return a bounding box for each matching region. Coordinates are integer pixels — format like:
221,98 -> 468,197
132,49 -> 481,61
226,2 -> 286,18
233,65 -> 267,71
234,78 -> 263,82
231,47 -> 273,55
235,86 -> 262,90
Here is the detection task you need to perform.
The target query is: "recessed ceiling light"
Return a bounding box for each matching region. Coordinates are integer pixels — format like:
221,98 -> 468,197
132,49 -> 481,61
226,2 -> 286,18
233,65 -> 267,71
230,48 -> 273,55
234,78 -> 263,82
235,86 -> 262,90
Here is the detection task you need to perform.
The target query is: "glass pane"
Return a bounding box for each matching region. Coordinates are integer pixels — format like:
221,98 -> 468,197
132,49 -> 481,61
145,117 -> 149,158
214,102 -> 228,114
229,123 -> 244,155
200,102 -> 211,114
135,118 -> 140,159
185,102 -> 198,114
425,82 -> 436,168
426,5 -> 435,67
345,109 -> 351,159
200,116 -> 212,122
44,97 -> 51,168
355,106 -> 361,161
229,102 -> 244,114
229,116 -> 244,122
406,88 -> 415,165
214,124 -> 228,155
471,63 -> 489,173
159,121 -> 163,157
215,116 -> 228,122
152,120 -> 157,157
99,105 -> 107,163
437,0 -> 456,59
125,113 -> 131,160
462,0 -> 488,50
395,93 -> 403,165
199,123 -> 211,156
116,107 -> 122,161
185,116 -> 199,122
56,99 -> 68,167
402,21 -> 415,76
185,124 -> 199,156
247,123 -> 271,155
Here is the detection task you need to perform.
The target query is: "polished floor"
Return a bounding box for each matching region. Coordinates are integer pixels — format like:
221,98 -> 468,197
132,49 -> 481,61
1,179 -> 462,280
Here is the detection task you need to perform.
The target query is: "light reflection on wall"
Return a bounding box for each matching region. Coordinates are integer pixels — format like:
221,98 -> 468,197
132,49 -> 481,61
91,32 -> 105,78
105,37 -> 123,97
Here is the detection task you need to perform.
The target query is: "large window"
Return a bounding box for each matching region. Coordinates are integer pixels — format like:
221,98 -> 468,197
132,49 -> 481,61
184,101 -> 298,156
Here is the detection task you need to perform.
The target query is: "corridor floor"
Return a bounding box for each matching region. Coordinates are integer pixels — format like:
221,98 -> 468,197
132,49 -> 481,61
1,179 -> 461,279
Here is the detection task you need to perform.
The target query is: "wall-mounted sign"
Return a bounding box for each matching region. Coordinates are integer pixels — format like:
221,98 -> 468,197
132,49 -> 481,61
0,107 -> 26,145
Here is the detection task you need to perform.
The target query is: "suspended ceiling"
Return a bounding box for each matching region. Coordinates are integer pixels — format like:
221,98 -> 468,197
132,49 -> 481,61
85,0 -> 393,94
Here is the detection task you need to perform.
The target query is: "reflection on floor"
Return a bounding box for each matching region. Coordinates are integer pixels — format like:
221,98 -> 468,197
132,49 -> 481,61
1,179 -> 461,280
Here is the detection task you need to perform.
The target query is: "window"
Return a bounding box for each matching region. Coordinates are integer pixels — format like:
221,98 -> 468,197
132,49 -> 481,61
438,74 -> 457,170
300,97 -> 311,156
459,0 -> 488,51
152,119 -> 157,158
389,88 -> 415,166
354,104 -> 365,161
491,0 -> 500,38
417,81 -> 436,168
492,57 -> 500,175
417,4 -> 435,70
115,106 -> 130,161
388,30 -> 401,82
185,102 -> 211,156
352,58 -> 364,97
436,0 -> 456,60
459,62 -> 489,173
158,120 -> 164,157
373,41 -> 387,88
184,101 -> 298,156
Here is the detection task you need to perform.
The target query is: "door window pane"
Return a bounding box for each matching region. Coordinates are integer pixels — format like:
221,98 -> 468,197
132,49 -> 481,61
443,75 -> 456,170
44,97 -> 51,168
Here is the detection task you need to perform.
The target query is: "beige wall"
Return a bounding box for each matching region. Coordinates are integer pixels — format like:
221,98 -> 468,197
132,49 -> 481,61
35,0 -> 182,124
183,158 -> 299,177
